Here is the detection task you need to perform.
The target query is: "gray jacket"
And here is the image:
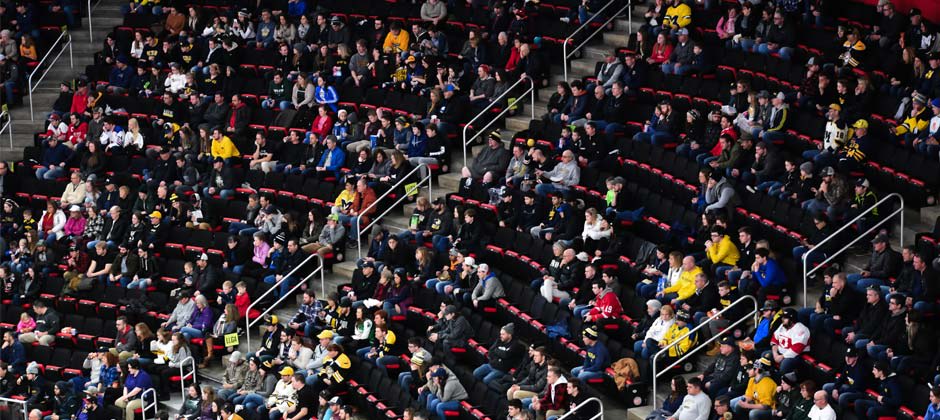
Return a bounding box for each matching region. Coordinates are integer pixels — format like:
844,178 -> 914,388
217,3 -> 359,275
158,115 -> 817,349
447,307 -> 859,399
471,273 -> 505,302
670,40 -> 695,65
469,144 -> 511,178
318,223 -> 346,246
167,300 -> 196,327
597,61 -> 624,88
429,366 -> 468,402
544,159 -> 581,188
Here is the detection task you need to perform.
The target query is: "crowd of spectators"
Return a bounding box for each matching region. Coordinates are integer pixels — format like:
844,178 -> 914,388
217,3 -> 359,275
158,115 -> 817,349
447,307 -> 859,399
4,0 -> 940,419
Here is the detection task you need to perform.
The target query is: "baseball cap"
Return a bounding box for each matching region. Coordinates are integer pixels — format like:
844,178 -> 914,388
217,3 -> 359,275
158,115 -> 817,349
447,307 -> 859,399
853,119 -> 869,129
279,366 -> 294,376
316,330 -> 335,339
149,211 -> 162,219
856,178 -> 870,188
871,233 -> 888,244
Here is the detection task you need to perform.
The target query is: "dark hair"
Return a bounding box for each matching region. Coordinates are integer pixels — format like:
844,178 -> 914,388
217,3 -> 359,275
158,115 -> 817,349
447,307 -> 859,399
687,377 -> 703,389
755,248 -> 770,258
592,278 -> 605,289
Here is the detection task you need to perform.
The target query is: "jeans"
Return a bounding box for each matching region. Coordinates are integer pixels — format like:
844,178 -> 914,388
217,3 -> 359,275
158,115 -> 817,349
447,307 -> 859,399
473,364 -> 506,385
534,183 -> 568,197
338,214 -> 362,242
633,130 -> 675,145
792,245 -> 826,268
202,186 -> 234,200
234,393 -> 265,411
263,274 -> 296,299
846,274 -> 884,292
262,100 -> 292,111
36,166 -> 67,180
756,44 -> 793,60
428,397 -> 460,419
571,366 -> 604,381
180,327 -> 204,340
3,81 -> 16,105
398,371 -> 413,388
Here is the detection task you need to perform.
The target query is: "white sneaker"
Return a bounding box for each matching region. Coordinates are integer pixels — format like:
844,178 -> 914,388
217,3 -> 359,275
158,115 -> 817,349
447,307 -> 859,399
559,17 -> 570,23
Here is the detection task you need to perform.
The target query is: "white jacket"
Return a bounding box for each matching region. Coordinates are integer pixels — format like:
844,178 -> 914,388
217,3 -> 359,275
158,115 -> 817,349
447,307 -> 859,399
673,392 -> 711,420
40,209 -> 67,234
582,219 -> 612,241
644,317 -> 676,342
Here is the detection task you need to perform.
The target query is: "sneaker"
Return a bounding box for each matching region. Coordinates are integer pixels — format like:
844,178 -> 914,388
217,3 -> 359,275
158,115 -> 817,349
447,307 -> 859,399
745,185 -> 756,194
559,17 -> 570,23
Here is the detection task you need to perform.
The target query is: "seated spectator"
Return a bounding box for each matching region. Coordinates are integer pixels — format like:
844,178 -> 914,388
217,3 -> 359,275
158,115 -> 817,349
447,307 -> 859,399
847,234 -> 902,292
471,263 -> 504,309
661,29 -> 695,75
853,362 -> 901,420
571,327 -> 609,380
634,100 -> 679,146
731,356 -> 776,418
531,367 -> 568,419
700,336 -> 739,398
473,323 -> 524,385
770,308 -> 810,375
428,305 -> 471,352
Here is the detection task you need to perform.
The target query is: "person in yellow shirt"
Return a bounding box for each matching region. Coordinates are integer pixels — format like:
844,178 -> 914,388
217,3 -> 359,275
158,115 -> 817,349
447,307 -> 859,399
659,256 -> 702,304
732,356 -> 777,418
662,0 -> 692,32
658,309 -> 695,362
331,179 -> 357,216
383,21 -> 410,55
210,127 -> 241,162
706,227 -> 740,278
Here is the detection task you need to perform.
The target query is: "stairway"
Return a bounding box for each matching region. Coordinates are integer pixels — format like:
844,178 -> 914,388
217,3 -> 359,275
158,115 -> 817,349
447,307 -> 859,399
3,0 -> 125,161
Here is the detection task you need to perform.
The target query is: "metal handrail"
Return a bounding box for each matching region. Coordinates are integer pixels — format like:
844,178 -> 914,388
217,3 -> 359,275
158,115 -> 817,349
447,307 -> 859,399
651,295 -> 759,402
558,397 -> 603,420
28,30 -> 74,120
139,388 -> 158,420
356,163 -> 433,259
178,356 -> 197,397
563,0 -> 632,83
461,76 -> 535,169
245,254 -> 325,351
0,111 -> 11,153
801,193 -> 904,307
87,0 -> 102,43
248,264 -> 325,354
0,396 -> 28,420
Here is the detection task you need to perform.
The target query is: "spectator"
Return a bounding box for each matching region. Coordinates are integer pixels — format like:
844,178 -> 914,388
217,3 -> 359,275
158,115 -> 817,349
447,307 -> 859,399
661,29 -> 695,75
847,234 -> 902,292
572,327 -> 609,380
731,356 -> 776,419
854,362 -> 901,419
700,336 -> 739,398
473,324 -> 524,385
771,308 -> 810,375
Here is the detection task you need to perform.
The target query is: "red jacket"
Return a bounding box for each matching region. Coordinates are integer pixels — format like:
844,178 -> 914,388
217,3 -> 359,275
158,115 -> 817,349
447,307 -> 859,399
587,289 -> 622,320
235,292 -> 250,318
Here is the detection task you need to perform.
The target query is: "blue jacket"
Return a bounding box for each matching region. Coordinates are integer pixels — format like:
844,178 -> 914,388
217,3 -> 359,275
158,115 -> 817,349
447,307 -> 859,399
108,65 -> 134,88
314,86 -> 338,112
877,374 -> 902,410
41,142 -> 73,167
317,146 -> 346,177
563,93 -> 589,121
287,0 -> 306,16
926,402 -> 940,420
0,341 -> 25,372
754,259 -> 786,288
582,341 -> 610,372
256,21 -> 276,44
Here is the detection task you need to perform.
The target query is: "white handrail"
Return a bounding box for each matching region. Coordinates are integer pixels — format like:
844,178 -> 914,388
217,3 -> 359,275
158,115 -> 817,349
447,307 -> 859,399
28,30 -> 74,120
356,163 -> 433,260
178,355 -> 197,397
245,254 -> 325,351
140,388 -> 158,420
0,396 -> 28,420
0,111 -> 11,153
801,192 -> 904,307
563,0 -> 632,83
87,0 -> 102,43
651,295 -> 758,402
558,397 -> 603,420
461,76 -> 535,169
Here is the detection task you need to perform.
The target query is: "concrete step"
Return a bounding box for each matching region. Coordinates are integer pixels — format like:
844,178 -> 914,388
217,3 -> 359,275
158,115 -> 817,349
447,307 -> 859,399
438,173 -> 462,192
333,260 -> 358,279
602,30 -> 631,46
505,115 -> 530,132
921,204 -> 940,229
570,58 -> 598,75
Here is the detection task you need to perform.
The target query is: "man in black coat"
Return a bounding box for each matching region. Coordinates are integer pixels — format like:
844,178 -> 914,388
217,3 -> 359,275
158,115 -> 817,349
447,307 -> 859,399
683,273 -> 720,325
473,323 -> 525,386
700,336 -> 739,398
844,285 -> 888,348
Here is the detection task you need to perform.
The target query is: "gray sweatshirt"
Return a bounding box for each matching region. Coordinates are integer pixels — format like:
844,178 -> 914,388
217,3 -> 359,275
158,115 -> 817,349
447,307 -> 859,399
544,159 -> 581,188
167,300 -> 196,327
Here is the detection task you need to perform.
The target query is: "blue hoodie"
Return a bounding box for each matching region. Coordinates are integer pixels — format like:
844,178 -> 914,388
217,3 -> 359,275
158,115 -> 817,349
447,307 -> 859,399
755,258 -> 786,288
582,340 -> 610,372
407,132 -> 428,158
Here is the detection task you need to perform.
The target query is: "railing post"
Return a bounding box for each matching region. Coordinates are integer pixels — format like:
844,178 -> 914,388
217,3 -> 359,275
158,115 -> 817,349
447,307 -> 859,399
356,163 -> 433,260
0,396 -> 28,420
88,0 -> 94,43
179,356 -> 196,397
0,111 -> 11,155
651,295 -> 758,402
28,31 -> 73,121
562,0 -> 632,84
140,388 -> 158,420
245,253 -> 322,350
800,193 -> 905,307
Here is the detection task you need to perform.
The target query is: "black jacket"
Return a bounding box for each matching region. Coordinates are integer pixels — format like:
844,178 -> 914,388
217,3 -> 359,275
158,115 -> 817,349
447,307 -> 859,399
487,338 -> 525,372
855,299 -> 888,338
